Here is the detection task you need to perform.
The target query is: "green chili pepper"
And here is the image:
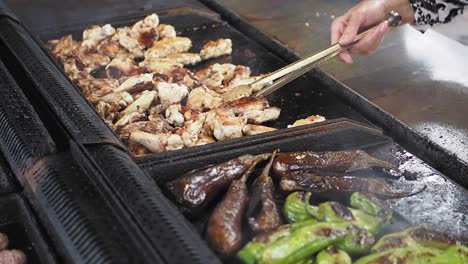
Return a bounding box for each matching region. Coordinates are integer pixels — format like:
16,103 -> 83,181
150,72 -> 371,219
238,219 -> 319,264
283,192 -> 314,223
411,245 -> 467,264
372,226 -> 468,252
304,194 -> 387,234
315,246 -> 351,264
238,222 -> 351,264
334,225 -> 374,255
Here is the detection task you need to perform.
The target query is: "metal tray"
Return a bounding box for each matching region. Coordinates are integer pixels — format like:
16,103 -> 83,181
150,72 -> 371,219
0,152 -> 19,195
0,193 -> 57,264
198,0 -> 468,188
149,119 -> 468,262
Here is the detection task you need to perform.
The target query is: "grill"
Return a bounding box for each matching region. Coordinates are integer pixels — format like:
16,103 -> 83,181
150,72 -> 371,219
0,0 -> 465,263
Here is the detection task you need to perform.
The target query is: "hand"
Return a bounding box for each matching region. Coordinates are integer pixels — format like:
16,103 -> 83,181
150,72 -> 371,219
331,0 -> 415,64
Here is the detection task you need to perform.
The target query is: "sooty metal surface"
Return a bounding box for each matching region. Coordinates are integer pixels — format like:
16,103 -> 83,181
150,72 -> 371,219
34,11 -> 371,165
86,144 -> 220,264
22,146 -> 164,263
0,58 -> 56,178
198,0 -> 468,188
0,194 -> 57,264
146,119 -> 467,263
0,151 -> 19,194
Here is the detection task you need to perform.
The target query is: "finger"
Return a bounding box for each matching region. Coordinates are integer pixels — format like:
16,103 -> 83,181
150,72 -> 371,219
338,51 -> 353,64
331,16 -> 347,44
349,22 -> 390,55
339,11 -> 365,46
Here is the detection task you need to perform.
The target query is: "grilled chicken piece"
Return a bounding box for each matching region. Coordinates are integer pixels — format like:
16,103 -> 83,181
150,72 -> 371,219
242,124 -> 277,135
118,119 -> 171,140
81,24 -> 115,51
243,107 -> 281,124
157,24 -> 176,38
155,82 -> 189,110
112,27 -> 144,58
159,68 -> 199,89
145,37 -> 192,59
115,73 -> 153,93
226,75 -> 265,89
113,111 -> 146,130
97,40 -> 135,60
227,97 -> 269,114
199,38 -> 232,60
165,104 -> 185,127
195,133 -> 216,146
73,52 -> 111,73
76,77 -> 118,98
49,35 -> 80,61
224,65 -> 251,86
165,53 -> 201,65
138,58 -> 183,74
62,59 -> 88,81
178,113 -> 207,147
204,108 -> 247,141
121,90 -> 156,115
127,141 -> 150,156
186,86 -> 223,112
194,63 -> 238,89
89,91 -> 134,107
95,101 -> 121,125
106,58 -> 144,78
132,13 -> 159,33
288,115 -> 326,128
129,131 -> 184,153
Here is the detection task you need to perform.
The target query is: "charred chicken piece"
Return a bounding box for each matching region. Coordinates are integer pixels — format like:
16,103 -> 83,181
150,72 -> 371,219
288,115 -> 326,128
186,86 -> 223,112
73,52 -> 111,74
96,40 -> 135,60
207,160 -> 260,256
247,150 -> 282,233
138,58 -> 183,74
121,90 -> 156,115
106,58 -> 144,78
273,150 -> 398,179
226,97 -> 281,124
165,53 -> 201,65
204,107 -> 247,141
165,103 -> 185,127
242,124 -> 277,136
91,92 -> 133,108
199,38 -> 233,60
48,35 -> 81,61
179,112 -> 207,147
113,111 -> 146,130
81,24 -> 115,51
166,153 -> 270,209
112,27 -> 145,58
155,82 -> 189,111
95,101 -> 121,126
115,73 -> 153,93
118,119 -> 172,140
194,63 -> 237,89
129,131 -> 183,153
156,24 -> 176,39
145,37 -> 192,59
280,172 -> 426,199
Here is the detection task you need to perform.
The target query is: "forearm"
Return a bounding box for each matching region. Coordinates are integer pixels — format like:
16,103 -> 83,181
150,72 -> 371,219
410,0 -> 468,25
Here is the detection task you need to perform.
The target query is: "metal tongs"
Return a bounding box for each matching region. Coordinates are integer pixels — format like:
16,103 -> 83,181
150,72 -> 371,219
222,11 -> 402,102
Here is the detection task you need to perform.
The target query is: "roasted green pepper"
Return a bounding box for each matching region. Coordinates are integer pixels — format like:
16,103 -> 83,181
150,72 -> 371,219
238,222 -> 362,264
305,193 -> 389,234
283,192 -> 313,223
372,226 -> 468,252
315,246 -> 351,264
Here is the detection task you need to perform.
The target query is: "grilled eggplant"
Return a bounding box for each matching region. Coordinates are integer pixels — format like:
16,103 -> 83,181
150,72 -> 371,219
273,150 -> 396,179
206,160 -> 259,255
280,172 -> 426,199
247,150 -> 282,233
166,154 -> 270,209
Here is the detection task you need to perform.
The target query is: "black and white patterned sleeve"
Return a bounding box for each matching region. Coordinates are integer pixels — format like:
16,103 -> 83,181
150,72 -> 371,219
410,0 -> 468,25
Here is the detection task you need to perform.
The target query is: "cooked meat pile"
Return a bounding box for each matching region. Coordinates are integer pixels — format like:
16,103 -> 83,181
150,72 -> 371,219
0,233 -> 26,264
48,13 -> 325,156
